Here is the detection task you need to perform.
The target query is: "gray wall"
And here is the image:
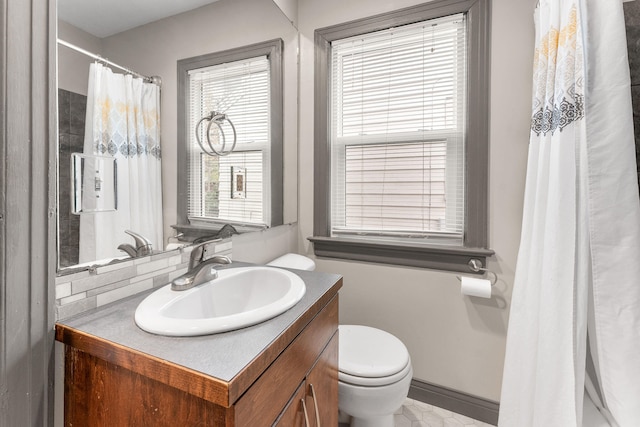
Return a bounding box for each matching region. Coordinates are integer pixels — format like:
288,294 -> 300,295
57,21 -> 102,95
0,0 -> 56,425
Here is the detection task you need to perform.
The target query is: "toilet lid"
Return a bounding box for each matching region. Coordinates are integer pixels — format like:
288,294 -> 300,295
339,359 -> 412,387
339,325 -> 410,379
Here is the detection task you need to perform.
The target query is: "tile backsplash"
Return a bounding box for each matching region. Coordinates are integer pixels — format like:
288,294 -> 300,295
55,239 -> 232,320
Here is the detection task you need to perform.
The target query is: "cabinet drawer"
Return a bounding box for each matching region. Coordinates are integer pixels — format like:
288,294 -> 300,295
234,296 -> 338,426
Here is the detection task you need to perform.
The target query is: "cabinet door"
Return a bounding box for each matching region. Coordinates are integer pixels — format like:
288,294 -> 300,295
274,382 -> 307,427
306,332 -> 339,427
235,297 -> 338,426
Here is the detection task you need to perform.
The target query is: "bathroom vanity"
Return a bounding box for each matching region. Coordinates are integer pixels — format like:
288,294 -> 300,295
55,266 -> 341,426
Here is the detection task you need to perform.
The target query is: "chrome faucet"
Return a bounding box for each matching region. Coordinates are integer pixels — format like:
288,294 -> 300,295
171,239 -> 231,291
117,230 -> 154,258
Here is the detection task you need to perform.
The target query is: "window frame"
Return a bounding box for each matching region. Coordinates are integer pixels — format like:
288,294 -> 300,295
176,39 -> 284,239
310,0 -> 493,272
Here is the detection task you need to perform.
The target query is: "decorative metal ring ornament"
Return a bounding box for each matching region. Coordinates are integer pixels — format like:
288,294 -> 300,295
195,111 -> 237,157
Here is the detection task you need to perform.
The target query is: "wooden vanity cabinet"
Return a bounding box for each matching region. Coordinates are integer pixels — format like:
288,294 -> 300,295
57,293 -> 339,427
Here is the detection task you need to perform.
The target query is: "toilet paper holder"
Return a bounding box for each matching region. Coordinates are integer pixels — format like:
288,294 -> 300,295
456,259 -> 498,286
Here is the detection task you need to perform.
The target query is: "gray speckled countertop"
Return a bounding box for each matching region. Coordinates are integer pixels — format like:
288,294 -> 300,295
56,264 -> 341,383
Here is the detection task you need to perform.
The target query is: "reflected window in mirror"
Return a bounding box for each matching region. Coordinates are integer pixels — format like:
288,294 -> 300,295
177,39 -> 284,238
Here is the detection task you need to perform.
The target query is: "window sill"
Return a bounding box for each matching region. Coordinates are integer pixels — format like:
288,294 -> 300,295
172,222 -> 267,241
308,236 -> 494,273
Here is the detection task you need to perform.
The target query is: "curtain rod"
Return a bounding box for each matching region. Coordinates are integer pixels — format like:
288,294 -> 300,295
57,38 -> 160,84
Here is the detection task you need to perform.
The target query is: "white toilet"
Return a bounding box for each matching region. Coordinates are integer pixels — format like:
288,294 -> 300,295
266,253 -> 316,271
267,254 -> 413,427
338,325 -> 413,427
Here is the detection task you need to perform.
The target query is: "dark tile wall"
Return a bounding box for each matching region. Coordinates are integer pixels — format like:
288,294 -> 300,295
58,89 -> 87,268
624,1 -> 640,186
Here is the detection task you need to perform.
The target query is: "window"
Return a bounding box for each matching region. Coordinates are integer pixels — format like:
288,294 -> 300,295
311,0 -> 492,272
176,40 -> 283,237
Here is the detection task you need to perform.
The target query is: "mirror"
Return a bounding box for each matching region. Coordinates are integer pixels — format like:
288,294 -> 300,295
57,0 -> 298,271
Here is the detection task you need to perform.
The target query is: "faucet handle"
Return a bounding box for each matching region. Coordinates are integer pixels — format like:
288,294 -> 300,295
188,238 -> 223,269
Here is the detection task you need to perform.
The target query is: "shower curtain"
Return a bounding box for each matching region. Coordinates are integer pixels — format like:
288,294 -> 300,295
79,63 -> 163,263
499,0 -> 640,426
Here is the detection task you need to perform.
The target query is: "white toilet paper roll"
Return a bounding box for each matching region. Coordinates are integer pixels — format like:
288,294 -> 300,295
460,276 -> 492,298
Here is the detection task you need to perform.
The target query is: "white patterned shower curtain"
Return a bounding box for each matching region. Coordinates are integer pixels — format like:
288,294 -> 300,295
79,63 -> 163,263
499,0 -> 640,426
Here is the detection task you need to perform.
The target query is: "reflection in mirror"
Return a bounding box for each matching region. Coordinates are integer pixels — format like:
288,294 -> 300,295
57,0 -> 299,272
176,39 -> 284,240
58,54 -> 163,268
70,153 -> 118,214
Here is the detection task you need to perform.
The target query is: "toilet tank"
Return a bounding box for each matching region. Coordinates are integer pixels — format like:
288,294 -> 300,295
267,253 -> 316,271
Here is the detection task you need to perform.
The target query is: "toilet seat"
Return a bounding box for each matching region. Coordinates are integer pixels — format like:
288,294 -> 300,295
339,359 -> 412,387
339,325 -> 411,387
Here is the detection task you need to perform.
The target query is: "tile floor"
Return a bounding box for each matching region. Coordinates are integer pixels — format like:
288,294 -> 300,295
394,398 -> 495,427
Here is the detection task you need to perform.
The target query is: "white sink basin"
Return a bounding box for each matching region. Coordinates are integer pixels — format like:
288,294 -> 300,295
135,266 -> 306,336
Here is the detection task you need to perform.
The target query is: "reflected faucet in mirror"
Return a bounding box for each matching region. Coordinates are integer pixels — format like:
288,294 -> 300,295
117,230 -> 154,258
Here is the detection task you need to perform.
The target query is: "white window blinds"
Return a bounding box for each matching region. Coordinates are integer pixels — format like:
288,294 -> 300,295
187,56 -> 270,226
330,13 -> 467,244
